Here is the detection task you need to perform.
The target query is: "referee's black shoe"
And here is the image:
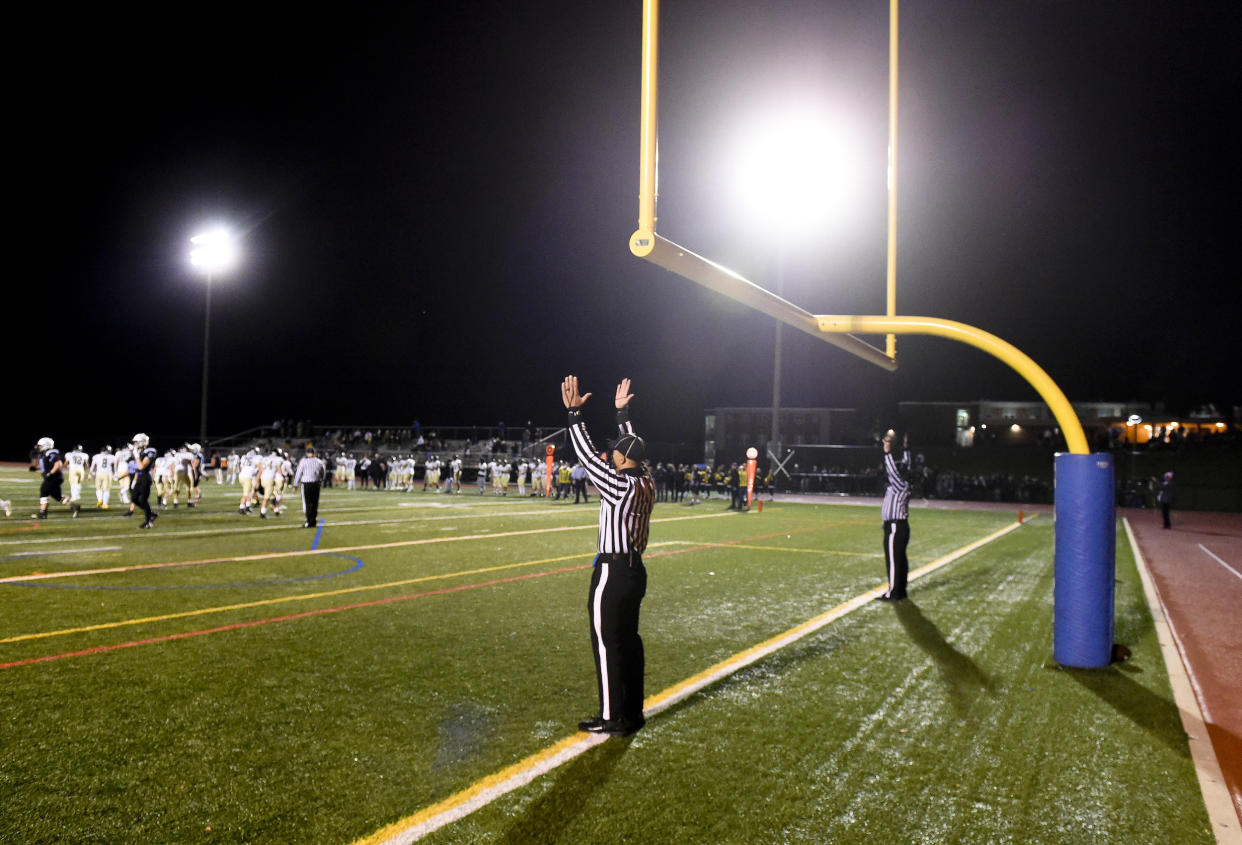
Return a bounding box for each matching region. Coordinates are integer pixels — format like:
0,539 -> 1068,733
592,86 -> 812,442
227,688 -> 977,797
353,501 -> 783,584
618,715 -> 645,736
578,715 -> 645,737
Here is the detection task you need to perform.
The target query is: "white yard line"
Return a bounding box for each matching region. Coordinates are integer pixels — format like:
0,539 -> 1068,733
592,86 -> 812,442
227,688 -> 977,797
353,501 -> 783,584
5,546 -> 121,559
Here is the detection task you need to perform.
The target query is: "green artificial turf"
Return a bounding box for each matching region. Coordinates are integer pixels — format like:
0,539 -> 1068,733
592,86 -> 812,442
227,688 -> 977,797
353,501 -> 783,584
0,468 -> 1213,844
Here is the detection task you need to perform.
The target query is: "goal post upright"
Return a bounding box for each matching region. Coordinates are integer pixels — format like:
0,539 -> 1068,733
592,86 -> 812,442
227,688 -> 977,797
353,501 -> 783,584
629,0 -> 895,371
886,0 -> 899,361
626,0 -> 1116,668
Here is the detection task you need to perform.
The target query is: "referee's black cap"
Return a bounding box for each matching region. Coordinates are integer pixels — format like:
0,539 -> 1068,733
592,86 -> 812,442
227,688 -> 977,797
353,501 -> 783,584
612,433 -> 646,463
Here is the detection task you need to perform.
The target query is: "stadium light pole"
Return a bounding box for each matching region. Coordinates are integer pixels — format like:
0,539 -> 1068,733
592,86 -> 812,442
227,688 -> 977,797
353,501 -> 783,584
189,227 -> 239,446
730,109 -> 864,473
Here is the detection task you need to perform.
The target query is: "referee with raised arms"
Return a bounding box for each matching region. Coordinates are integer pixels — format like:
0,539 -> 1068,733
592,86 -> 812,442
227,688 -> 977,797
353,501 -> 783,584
877,429 -> 912,601
562,375 -> 655,737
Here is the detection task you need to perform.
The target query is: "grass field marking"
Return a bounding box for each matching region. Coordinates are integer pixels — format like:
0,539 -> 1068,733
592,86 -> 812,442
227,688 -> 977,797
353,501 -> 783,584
4,546 -> 122,559
634,514 -> 1033,719
0,503 -> 724,554
354,731 -> 612,845
0,551 -> 597,645
0,524 -> 604,583
1125,519 -> 1240,841
357,516 -> 1030,844
0,563 -> 596,670
1198,543 -> 1242,583
0,505 -> 583,549
672,541 -> 884,559
0,520 -> 779,648
0,521 -> 43,537
0,510 -> 734,583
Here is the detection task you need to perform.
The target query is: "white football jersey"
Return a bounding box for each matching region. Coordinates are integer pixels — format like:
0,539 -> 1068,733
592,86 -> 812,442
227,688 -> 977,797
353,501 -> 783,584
90,452 -> 116,475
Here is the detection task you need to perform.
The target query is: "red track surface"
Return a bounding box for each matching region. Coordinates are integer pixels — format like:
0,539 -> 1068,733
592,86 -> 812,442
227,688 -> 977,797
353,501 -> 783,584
1126,508 -> 1242,829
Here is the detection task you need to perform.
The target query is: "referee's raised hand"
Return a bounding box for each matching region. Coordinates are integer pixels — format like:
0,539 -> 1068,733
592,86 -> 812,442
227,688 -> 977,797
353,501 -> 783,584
561,375 -> 592,408
615,378 -> 634,409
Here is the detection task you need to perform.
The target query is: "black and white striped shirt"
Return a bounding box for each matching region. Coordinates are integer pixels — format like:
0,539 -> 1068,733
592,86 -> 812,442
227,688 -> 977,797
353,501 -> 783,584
881,449 -> 912,522
293,456 -> 326,485
568,408 -> 655,555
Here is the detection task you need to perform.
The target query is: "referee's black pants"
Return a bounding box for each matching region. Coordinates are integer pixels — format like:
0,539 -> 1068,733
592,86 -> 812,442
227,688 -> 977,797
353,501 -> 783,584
882,519 -> 910,599
588,553 -> 647,724
300,482 -> 321,527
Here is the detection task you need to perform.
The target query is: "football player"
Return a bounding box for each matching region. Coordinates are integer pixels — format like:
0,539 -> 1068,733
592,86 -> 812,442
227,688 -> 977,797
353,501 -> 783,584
32,437 -> 64,519
64,444 -> 90,517
89,445 -> 116,509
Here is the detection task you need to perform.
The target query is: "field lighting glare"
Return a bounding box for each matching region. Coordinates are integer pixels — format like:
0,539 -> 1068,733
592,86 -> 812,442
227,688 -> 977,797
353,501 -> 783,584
731,108 -> 863,240
188,225 -> 239,445
189,228 -> 238,275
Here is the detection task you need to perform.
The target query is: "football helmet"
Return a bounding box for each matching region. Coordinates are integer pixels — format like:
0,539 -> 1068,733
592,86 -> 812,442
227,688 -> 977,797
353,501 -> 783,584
36,437 -> 54,452
132,433 -> 150,448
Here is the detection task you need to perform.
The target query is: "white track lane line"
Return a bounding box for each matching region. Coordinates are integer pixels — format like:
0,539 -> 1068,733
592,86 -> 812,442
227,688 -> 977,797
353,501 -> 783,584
1125,519 -> 1239,842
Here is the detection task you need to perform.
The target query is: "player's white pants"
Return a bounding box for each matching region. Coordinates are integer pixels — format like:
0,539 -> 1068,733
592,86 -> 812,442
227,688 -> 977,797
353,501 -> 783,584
68,468 -> 85,502
95,473 -> 113,506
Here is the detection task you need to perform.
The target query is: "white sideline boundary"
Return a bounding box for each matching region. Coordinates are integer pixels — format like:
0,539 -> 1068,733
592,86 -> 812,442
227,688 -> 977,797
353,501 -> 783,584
354,516 -> 1033,845
1124,518 -> 1240,844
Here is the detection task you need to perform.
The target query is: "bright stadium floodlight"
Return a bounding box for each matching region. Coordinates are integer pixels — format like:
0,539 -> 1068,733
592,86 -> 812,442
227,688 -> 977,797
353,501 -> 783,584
727,106 -> 865,459
730,107 -> 864,242
189,227 -> 239,275
189,227 -> 239,446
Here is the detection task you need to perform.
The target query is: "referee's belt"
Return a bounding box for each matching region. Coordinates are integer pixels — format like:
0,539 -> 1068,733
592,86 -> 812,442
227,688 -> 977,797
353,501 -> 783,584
596,551 -> 644,566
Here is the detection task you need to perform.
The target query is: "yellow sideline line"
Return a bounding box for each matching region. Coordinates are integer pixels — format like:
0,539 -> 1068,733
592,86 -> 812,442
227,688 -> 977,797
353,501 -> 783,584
354,515 -> 1035,844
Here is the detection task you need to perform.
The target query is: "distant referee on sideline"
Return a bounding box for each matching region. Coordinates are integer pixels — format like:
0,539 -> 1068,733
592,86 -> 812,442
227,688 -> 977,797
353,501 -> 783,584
563,375 -> 656,738
293,446 -> 326,528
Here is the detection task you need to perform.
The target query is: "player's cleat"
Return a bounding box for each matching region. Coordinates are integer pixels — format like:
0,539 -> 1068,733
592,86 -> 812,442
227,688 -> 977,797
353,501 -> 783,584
71,504 -> 80,518
875,593 -> 906,602
1,500 -> 11,518
259,512 -> 267,519
100,504 -> 109,510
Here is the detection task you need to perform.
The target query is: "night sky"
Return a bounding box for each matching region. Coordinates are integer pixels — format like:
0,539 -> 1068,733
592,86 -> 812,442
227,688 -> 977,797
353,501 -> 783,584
10,1 -> 1238,459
